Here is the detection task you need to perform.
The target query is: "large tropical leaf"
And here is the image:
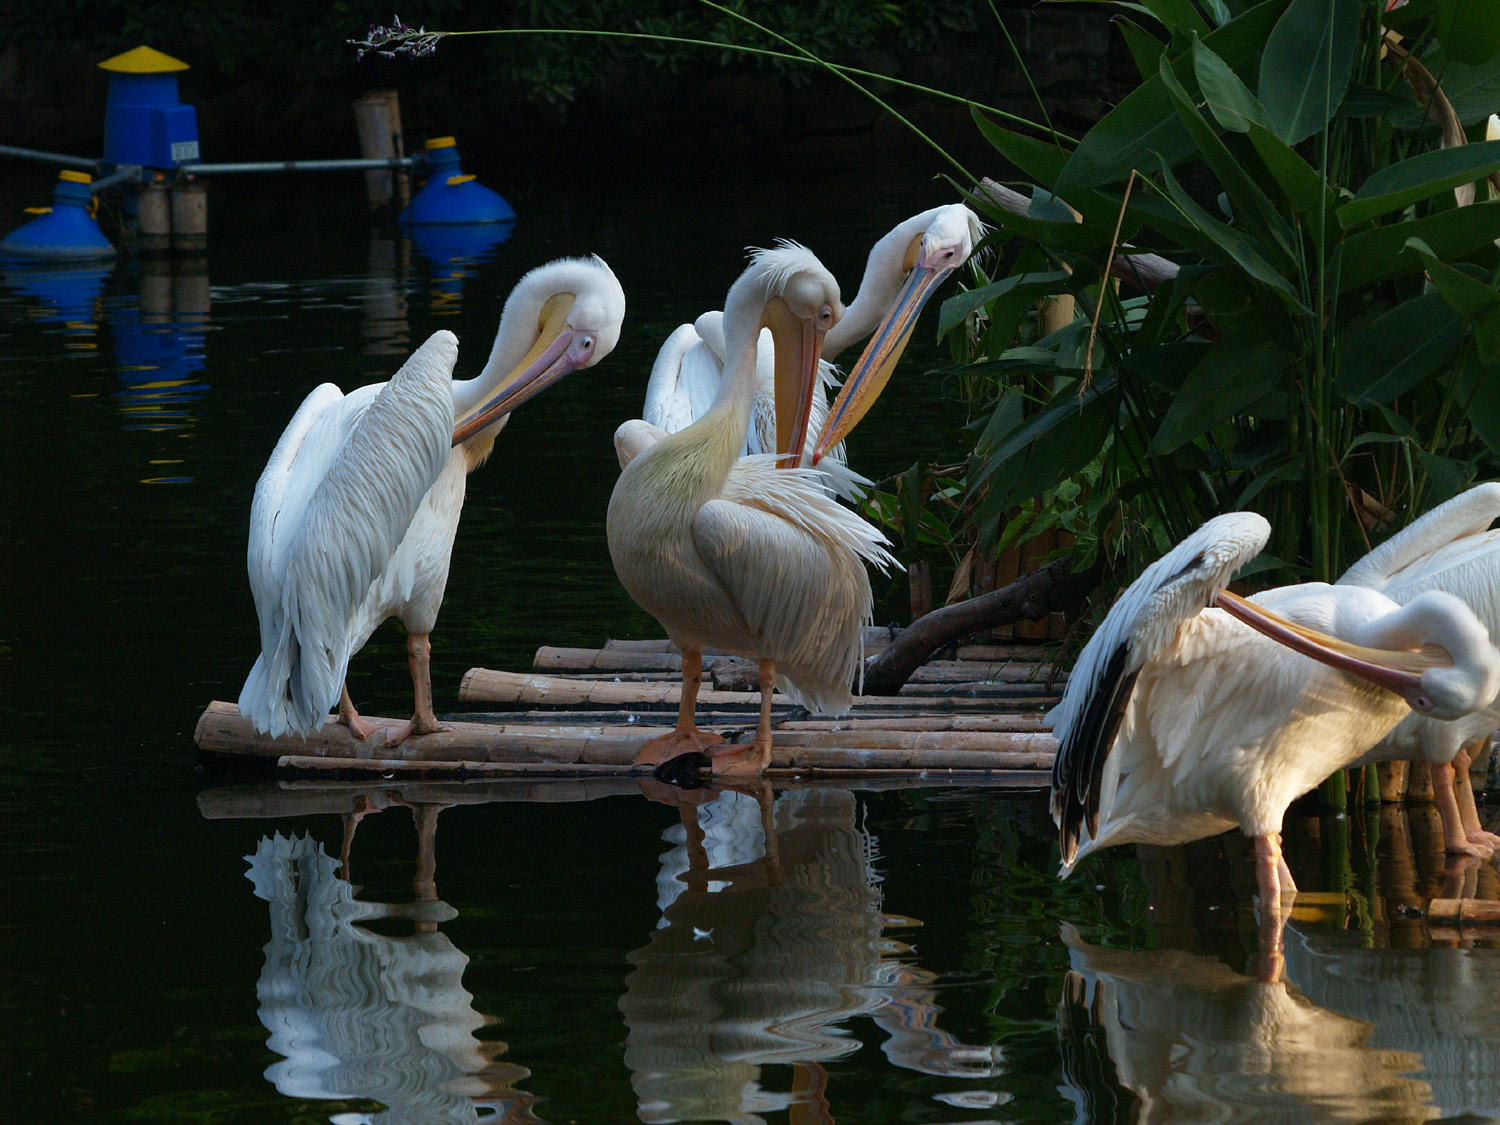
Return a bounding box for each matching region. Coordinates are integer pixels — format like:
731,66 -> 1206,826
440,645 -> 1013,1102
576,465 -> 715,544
1153,156 -> 1299,298
1337,199 -> 1500,291
1149,340 -> 1287,453
1053,0 -> 1291,192
1258,0 -> 1360,144
1337,141 -> 1500,229
1335,292 -> 1466,403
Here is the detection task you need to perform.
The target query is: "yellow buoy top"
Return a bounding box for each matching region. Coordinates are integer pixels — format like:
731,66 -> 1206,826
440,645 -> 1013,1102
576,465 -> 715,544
98,46 -> 190,74
59,170 -> 93,184
426,136 -> 457,151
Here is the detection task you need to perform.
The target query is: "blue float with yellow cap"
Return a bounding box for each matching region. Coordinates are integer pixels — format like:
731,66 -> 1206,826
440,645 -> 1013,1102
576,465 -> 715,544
400,137 -> 515,225
0,170 -> 117,261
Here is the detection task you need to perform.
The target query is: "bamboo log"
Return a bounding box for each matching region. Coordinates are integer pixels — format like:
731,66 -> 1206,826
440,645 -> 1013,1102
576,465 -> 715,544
956,643 -> 1056,661
1408,759 -> 1436,802
1427,898 -> 1500,925
195,701 -> 1056,771
598,627 -> 898,655
458,669 -> 1059,709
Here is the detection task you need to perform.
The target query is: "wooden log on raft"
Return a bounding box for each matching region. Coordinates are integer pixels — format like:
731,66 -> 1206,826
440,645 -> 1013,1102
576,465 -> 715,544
458,670 -> 1060,710
193,700 -> 1057,774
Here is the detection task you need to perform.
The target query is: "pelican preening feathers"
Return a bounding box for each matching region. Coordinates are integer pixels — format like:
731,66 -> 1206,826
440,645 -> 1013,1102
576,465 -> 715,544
623,204 -> 982,476
607,243 -> 897,777
1048,511 -> 1500,976
1338,482 -> 1500,855
239,255 -> 625,742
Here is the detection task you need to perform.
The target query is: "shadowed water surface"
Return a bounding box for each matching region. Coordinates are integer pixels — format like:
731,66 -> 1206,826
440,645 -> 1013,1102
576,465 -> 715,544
6,162 -> 1500,1123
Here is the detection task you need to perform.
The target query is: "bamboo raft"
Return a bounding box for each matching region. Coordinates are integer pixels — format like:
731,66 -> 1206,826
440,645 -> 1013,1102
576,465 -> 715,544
194,629 -> 1063,781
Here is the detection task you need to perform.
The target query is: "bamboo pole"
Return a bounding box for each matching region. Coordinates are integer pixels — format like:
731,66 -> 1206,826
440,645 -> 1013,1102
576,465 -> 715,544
1427,898 -> 1500,925
458,669 -> 1060,709
195,701 -> 1058,771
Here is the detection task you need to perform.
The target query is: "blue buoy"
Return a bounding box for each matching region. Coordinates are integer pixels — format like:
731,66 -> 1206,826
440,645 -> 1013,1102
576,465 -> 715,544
400,137 -> 516,225
0,170 -> 117,261
99,46 -> 201,170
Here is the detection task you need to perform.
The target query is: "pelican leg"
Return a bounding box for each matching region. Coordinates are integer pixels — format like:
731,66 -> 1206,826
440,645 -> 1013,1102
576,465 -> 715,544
1433,759 -> 1491,856
1454,740 -> 1500,851
635,646 -> 726,766
1254,832 -> 1294,983
710,658 -> 776,777
404,632 -> 451,738
338,685 -> 382,740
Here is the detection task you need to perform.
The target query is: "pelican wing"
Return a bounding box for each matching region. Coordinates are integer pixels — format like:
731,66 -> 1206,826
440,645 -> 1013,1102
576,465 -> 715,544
1049,512 -> 1270,866
614,419 -> 671,469
1339,482 -> 1500,590
239,331 -> 457,736
643,324 -> 721,435
693,455 -> 896,713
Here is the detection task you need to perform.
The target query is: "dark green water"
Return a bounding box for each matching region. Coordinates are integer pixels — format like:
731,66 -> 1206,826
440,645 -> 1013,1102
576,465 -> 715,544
6,161 -> 1500,1124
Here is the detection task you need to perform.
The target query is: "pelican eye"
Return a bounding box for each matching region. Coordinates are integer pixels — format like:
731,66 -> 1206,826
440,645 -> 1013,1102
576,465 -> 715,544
1411,692 -> 1435,713
818,305 -> 834,328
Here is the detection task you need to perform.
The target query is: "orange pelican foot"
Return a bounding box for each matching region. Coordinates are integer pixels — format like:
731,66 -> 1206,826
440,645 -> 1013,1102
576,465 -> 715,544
635,726 -> 726,768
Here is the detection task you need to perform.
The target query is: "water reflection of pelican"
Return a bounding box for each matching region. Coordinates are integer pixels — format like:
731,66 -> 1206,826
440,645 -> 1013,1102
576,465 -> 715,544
246,823 -> 542,1124
1057,925 -> 1434,1123
621,785 -> 1001,1123
1285,924 -> 1500,1119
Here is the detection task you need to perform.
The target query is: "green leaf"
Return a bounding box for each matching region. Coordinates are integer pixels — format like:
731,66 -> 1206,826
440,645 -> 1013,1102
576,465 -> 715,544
1116,17 -> 1168,82
1459,351 -> 1500,454
1439,0 -> 1500,66
1149,339 -> 1286,453
1337,82 -> 1420,118
1153,155 -> 1298,297
1054,0 -> 1291,192
1132,0 -> 1212,37
970,111 -> 1069,188
974,387 -> 1119,520
1337,140 -> 1500,229
1335,292 -> 1466,403
937,270 -> 1074,338
968,372 -> 1116,493
1405,236 -> 1500,317
1242,121 -> 1332,214
1337,198 -> 1500,291
1258,0 -> 1360,144
1192,39 -> 1268,132
1159,49 -> 1298,267
1416,449 -> 1475,502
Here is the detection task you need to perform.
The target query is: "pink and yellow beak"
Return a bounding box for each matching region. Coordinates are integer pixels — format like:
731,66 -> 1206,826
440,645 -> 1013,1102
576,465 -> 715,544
452,295 -> 593,446
1213,588 -> 1450,713
812,249 -> 960,464
764,296 -> 831,469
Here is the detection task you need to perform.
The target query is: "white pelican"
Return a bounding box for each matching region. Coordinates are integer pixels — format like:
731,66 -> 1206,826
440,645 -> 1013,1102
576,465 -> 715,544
810,204 -> 983,463
1048,512 -> 1500,977
1338,482 -> 1500,855
240,256 -> 625,742
623,204 -> 982,473
607,244 -> 896,777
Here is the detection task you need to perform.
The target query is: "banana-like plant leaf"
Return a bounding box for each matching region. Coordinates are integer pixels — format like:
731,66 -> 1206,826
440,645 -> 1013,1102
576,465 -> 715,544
1439,0 -> 1500,66
1338,82 -> 1420,118
1258,0 -> 1360,144
1054,0 -> 1291,192
970,110 -> 1069,188
1116,17 -> 1168,81
1148,339 -> 1287,454
1460,351 -> 1500,454
1336,292 -> 1465,403
968,371 -> 1116,493
1159,50 -> 1299,268
1242,122 -> 1334,215
1416,449 -> 1475,503
1407,239 -> 1500,363
974,389 -> 1120,525
1337,140 -> 1500,229
1153,156 -> 1299,298
938,270 -> 1075,338
1192,40 -> 1268,132
1338,199 -> 1500,291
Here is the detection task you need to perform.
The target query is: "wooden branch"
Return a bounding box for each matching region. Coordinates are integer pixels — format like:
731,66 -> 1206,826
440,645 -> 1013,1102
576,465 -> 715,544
975,178 -> 1181,291
862,553 -> 1103,697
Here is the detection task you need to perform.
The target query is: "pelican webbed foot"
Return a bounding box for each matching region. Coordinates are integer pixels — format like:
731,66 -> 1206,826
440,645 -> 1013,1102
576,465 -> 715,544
635,726 -> 727,768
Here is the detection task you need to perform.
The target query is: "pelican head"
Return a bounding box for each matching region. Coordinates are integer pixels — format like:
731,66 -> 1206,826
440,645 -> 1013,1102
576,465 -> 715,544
745,242 -> 843,466
1214,586 -> 1500,720
812,204 -> 982,462
452,255 -> 626,447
